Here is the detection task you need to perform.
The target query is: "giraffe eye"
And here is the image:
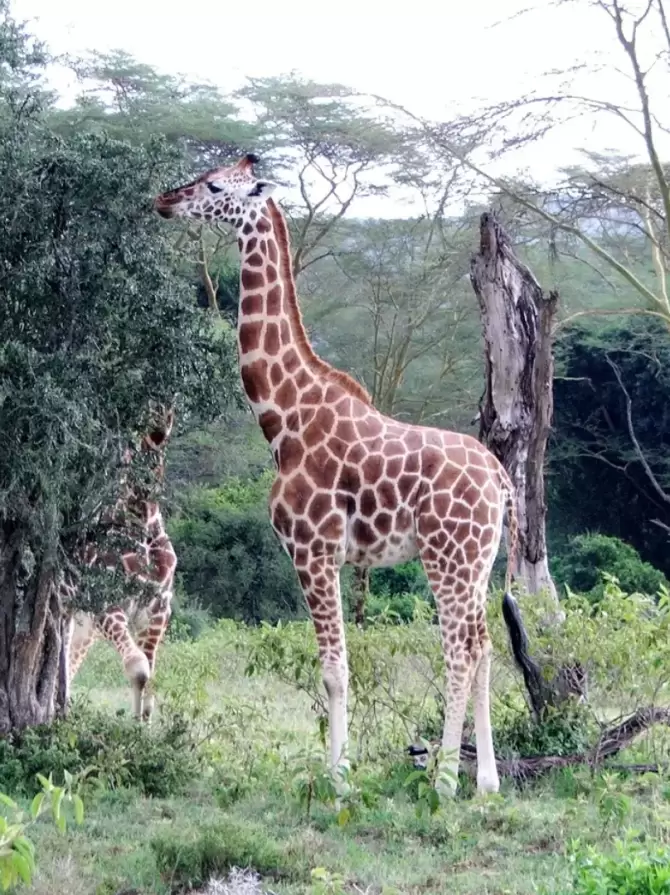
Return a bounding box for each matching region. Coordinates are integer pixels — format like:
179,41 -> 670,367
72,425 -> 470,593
207,182 -> 224,194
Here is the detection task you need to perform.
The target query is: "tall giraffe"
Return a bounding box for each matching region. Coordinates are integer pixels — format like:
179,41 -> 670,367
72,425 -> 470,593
61,404 -> 177,721
153,155 -> 519,794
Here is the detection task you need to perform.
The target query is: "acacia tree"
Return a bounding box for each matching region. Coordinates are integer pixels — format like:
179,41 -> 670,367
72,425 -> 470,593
365,0 -> 670,601
237,74 -> 402,274
0,11 -> 239,731
52,50 -> 261,317
421,0 -> 670,332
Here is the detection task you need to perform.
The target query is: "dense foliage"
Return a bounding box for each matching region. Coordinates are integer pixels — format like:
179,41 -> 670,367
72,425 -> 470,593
551,533 -> 669,603
0,1 -> 240,731
169,473 -> 306,623
550,317 -> 670,576
0,701 -> 200,798
4,583 -> 670,891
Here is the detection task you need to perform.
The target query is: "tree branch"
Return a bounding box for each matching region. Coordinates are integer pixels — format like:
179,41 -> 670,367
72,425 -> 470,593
606,354 -> 670,505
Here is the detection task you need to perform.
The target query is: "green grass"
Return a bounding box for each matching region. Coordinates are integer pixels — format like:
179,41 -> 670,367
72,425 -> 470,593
13,592 -> 670,894
22,764 -> 670,894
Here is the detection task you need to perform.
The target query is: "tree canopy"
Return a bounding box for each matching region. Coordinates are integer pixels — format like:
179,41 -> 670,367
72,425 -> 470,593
0,2 -> 240,730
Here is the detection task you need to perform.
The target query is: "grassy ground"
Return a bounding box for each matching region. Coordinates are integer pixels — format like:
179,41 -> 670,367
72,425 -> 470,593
13,605 -> 670,895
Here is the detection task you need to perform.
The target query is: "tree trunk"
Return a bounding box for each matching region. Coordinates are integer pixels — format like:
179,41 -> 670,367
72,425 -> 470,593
470,212 -> 558,602
0,524 -> 62,733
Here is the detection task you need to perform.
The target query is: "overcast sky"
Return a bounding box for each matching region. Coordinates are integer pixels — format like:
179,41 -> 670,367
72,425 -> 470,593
10,0 -> 668,217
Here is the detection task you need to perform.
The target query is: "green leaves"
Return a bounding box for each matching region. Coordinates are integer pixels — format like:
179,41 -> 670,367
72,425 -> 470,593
0,53 -> 242,698
0,772 -> 85,891
569,837 -> 670,895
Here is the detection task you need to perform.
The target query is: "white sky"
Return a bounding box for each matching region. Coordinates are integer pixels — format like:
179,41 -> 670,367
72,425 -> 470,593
10,0 -> 669,217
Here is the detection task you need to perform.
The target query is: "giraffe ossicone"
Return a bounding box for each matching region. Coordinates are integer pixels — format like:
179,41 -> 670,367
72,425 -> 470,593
62,404 -> 177,722
154,154 -> 519,795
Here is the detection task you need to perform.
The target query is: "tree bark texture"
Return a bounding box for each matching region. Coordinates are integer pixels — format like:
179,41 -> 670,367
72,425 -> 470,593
0,523 -> 62,734
470,212 -> 558,601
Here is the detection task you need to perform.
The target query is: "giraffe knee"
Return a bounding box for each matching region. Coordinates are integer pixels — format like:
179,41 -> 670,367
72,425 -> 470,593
125,652 -> 150,690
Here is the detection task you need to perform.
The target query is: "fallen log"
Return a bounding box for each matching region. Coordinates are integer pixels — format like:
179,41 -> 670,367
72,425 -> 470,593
408,707 -> 670,781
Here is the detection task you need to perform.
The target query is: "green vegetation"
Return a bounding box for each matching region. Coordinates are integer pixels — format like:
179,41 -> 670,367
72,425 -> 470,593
551,533 -> 669,603
0,583 -> 668,893
4,1 -> 670,893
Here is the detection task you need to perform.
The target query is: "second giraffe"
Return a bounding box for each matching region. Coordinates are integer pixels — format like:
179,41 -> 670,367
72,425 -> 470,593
61,405 -> 177,721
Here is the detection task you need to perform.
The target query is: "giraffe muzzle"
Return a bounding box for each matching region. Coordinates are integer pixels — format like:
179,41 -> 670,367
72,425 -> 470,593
153,194 -> 179,219
154,196 -> 174,218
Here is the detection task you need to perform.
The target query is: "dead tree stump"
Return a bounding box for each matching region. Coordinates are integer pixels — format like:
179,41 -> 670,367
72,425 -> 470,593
470,212 -> 558,601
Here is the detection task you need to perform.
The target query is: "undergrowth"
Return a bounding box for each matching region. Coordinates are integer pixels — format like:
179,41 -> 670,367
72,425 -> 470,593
0,700 -> 201,798
5,580 -> 670,893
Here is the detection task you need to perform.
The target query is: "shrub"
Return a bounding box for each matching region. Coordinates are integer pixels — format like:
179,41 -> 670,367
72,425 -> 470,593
0,701 -> 200,798
366,591 -> 429,624
151,817 -> 307,888
167,590 -> 213,642
169,472 -> 306,623
569,839 -> 670,894
369,561 -> 431,601
492,702 -> 595,759
552,533 -> 668,602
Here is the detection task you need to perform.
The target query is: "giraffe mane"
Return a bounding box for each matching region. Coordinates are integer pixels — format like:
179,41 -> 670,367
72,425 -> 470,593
265,199 -> 373,407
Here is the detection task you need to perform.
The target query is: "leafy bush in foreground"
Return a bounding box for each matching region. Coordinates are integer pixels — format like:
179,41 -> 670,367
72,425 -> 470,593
569,839 -> 670,894
0,701 -> 200,798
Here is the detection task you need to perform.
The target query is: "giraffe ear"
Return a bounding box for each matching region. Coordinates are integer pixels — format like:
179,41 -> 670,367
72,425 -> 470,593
247,179 -> 277,199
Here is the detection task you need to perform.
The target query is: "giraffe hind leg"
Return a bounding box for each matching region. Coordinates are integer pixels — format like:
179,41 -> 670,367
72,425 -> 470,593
470,600 -> 499,794
419,543 -> 499,796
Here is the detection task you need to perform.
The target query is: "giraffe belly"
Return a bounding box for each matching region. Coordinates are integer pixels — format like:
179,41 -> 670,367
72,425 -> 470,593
345,519 -> 418,568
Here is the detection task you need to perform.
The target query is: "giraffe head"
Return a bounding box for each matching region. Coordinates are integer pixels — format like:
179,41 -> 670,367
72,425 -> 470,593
142,401 -> 174,452
154,153 -> 278,227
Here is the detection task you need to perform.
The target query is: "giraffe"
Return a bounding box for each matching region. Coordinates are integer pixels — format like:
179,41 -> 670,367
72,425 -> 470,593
153,155 -> 519,795
61,404 -> 177,721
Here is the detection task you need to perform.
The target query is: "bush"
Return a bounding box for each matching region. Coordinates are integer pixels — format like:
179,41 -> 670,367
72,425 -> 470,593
169,472 -> 306,623
569,839 -> 670,894
369,561 -> 431,601
492,702 -> 595,759
552,533 -> 668,602
366,591 -> 430,624
151,817 -> 307,888
167,590 -> 213,642
0,701 -> 201,798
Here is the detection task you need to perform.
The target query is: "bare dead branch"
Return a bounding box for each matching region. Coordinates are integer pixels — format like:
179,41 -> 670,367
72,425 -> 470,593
606,354 -> 670,505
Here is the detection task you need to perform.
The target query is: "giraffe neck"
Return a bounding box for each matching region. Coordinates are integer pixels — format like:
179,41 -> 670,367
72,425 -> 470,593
237,198 -> 370,447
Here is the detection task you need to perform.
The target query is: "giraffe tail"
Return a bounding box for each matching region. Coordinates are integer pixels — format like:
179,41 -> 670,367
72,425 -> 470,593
501,480 -> 518,597
499,477 -> 544,701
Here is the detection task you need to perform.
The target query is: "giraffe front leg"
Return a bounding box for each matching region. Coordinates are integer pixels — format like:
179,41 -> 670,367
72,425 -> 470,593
135,594 -> 172,722
298,556 -> 349,779
99,608 -> 150,720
